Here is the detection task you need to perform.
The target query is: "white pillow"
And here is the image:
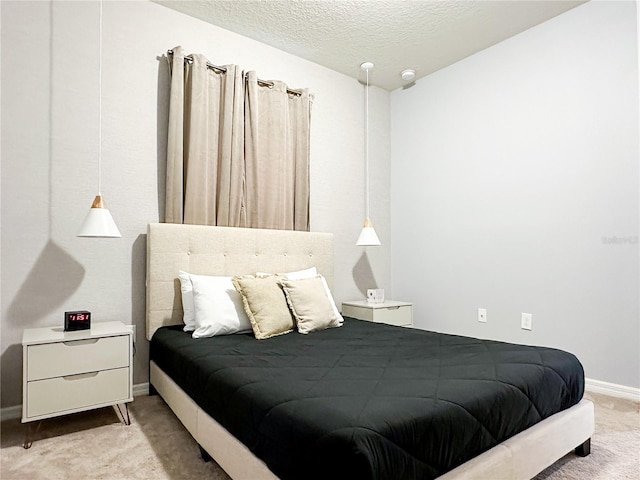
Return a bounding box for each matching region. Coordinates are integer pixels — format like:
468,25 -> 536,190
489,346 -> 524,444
178,271 -> 196,332
318,275 -> 344,325
256,266 -> 318,280
184,273 -> 252,338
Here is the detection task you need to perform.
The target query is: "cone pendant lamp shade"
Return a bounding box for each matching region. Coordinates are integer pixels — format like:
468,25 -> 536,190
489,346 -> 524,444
356,218 -> 381,246
78,195 -> 121,237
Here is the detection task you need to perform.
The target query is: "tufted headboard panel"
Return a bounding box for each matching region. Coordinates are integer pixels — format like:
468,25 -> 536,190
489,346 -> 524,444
146,223 -> 334,340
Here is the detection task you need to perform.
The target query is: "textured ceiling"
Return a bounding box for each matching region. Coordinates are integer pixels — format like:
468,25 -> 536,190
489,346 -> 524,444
154,0 -> 586,91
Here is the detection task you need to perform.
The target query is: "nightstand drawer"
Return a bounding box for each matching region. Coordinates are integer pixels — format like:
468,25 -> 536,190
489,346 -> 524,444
26,367 -> 130,419
374,306 -> 412,326
27,335 -> 129,381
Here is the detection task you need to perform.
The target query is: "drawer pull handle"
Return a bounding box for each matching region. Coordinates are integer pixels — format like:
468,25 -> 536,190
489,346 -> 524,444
385,306 -> 400,310
63,339 -> 99,347
63,371 -> 99,381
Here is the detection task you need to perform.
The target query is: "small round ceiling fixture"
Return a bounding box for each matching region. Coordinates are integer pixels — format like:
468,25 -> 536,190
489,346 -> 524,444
401,69 -> 416,82
361,62 -> 374,71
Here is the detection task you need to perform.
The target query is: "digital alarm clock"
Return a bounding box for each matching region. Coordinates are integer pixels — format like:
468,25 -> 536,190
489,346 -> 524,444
64,310 -> 91,331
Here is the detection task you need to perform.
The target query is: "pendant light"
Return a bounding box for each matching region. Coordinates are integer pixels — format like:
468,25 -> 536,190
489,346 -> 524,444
356,62 -> 381,246
78,0 -> 121,238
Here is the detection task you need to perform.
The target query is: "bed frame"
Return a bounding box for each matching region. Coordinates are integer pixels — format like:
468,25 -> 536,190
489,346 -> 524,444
146,223 -> 594,480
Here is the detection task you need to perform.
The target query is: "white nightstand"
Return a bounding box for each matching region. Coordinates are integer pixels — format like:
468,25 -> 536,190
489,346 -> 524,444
22,321 -> 133,447
342,300 -> 413,327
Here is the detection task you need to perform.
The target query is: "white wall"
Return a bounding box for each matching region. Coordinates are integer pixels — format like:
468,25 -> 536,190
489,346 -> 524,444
391,1 -> 639,388
0,0 -> 390,408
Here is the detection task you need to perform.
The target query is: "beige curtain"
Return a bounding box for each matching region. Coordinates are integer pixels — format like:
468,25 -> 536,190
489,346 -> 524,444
165,46 -> 245,226
166,47 -> 311,230
244,71 -> 311,231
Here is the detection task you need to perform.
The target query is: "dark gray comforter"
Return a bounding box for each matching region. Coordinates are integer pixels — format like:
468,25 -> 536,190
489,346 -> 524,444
151,318 -> 584,480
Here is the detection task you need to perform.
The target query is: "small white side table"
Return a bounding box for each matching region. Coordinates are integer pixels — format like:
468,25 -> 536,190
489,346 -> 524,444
341,300 -> 413,327
22,321 -> 133,447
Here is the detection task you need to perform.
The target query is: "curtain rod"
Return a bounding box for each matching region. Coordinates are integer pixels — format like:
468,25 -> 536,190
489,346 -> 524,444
167,49 -> 302,96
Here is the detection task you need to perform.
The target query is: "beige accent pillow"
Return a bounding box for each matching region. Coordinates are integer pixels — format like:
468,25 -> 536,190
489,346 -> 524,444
256,267 -> 317,280
232,275 -> 294,340
257,267 -> 343,325
280,276 -> 340,334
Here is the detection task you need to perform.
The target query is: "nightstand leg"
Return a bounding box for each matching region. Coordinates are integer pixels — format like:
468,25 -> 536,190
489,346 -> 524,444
115,403 -> 131,426
23,421 -> 42,449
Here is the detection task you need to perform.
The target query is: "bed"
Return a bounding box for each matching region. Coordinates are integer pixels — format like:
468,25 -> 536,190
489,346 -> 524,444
146,223 -> 594,480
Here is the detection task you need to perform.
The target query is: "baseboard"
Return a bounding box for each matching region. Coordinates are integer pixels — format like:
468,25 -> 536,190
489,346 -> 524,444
1,382 -> 151,422
133,382 -> 150,397
585,378 -> 640,402
1,405 -> 22,422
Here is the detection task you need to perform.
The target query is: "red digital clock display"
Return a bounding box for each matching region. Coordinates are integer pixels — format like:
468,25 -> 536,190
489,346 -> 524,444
64,310 -> 91,331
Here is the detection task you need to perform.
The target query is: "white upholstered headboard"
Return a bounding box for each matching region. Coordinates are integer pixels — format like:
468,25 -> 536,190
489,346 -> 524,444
146,223 -> 334,340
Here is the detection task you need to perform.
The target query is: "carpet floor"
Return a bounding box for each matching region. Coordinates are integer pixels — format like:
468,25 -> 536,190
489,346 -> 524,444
1,392 -> 638,479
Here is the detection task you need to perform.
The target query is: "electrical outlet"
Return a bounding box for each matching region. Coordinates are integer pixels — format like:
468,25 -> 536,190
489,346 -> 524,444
478,308 -> 487,323
521,313 -> 533,330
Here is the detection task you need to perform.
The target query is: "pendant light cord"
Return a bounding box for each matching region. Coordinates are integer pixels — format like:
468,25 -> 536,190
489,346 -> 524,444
98,0 -> 103,196
364,66 -> 370,220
